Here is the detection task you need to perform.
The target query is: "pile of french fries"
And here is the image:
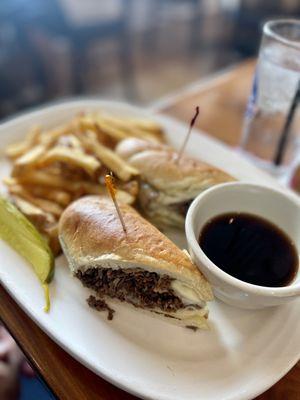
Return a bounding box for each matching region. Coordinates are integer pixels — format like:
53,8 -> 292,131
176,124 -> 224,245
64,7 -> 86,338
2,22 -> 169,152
4,111 -> 164,255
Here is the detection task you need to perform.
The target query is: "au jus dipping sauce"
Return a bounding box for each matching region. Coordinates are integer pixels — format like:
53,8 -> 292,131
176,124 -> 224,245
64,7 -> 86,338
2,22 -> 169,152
199,213 -> 298,287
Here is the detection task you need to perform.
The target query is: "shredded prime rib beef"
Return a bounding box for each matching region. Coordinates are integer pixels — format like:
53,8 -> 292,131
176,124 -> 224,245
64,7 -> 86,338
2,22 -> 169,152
76,268 -> 184,320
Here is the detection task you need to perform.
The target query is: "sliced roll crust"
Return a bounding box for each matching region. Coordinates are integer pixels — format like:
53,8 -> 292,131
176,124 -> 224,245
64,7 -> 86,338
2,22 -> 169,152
59,196 -> 213,329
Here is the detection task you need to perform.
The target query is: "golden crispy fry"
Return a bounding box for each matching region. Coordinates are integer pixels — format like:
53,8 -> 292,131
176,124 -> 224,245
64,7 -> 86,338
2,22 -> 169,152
79,116 -> 128,141
25,185 -> 71,206
96,111 -> 162,132
43,223 -> 61,256
118,180 -> 139,198
15,171 -> 100,195
122,116 -> 164,134
29,197 -> 63,218
95,113 -> 163,142
2,177 -> 17,186
72,181 -> 135,205
83,184 -> 135,205
77,181 -> 107,195
15,170 -> 82,191
11,194 -> 61,255
8,184 -> 63,217
115,189 -> 135,205
8,184 -> 31,197
39,120 -> 80,147
11,195 -> 56,228
12,144 -> 47,177
39,146 -> 101,176
45,223 -> 58,238
5,126 -> 41,159
6,142 -> 29,160
15,144 -> 46,166
77,133 -> 138,181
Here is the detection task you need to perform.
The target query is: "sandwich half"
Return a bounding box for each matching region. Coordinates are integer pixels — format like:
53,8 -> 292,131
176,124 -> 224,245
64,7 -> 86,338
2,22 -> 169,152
59,195 -> 213,329
116,138 -> 234,229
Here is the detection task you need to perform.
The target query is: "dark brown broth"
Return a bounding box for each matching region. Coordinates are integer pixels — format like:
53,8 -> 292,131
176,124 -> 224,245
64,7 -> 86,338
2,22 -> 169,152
199,213 -> 298,287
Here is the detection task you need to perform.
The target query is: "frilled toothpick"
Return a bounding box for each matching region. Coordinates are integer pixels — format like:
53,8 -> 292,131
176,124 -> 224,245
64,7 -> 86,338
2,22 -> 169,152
105,173 -> 127,234
176,106 -> 200,164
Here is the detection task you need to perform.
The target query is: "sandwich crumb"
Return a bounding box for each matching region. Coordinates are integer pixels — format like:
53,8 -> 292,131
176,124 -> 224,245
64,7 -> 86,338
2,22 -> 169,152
185,325 -> 198,331
87,295 -> 115,320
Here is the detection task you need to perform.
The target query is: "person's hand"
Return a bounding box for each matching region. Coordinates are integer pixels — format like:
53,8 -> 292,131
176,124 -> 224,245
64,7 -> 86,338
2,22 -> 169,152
0,326 -> 22,400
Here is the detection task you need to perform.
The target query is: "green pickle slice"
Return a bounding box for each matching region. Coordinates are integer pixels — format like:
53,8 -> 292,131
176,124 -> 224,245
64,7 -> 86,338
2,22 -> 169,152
0,196 -> 54,312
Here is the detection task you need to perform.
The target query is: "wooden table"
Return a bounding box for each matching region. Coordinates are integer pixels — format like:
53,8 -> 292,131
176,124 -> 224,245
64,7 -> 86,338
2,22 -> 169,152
1,59 -> 299,400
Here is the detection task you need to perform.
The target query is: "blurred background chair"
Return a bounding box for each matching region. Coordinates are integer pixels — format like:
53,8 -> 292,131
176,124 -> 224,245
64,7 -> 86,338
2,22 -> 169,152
142,0 -> 204,56
0,0 -> 135,116
0,0 -> 299,118
58,0 -> 135,94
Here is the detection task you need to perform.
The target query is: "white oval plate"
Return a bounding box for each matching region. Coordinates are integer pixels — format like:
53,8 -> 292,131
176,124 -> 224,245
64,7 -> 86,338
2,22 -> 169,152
0,100 -> 299,400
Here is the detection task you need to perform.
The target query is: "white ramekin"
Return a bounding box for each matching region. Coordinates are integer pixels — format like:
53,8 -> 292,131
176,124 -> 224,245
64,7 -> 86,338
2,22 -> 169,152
185,182 -> 300,309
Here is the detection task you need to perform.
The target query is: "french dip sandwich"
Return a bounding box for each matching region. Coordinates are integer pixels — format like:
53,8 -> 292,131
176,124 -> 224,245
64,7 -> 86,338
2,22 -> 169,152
116,138 -> 234,229
59,196 -> 213,329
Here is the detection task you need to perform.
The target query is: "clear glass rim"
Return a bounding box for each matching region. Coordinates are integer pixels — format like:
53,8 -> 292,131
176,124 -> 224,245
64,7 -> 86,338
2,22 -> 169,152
264,19 -> 300,50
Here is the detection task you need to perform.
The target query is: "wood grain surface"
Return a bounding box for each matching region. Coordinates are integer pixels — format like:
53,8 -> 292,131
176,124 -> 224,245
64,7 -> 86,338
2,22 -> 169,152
1,59 -> 299,400
157,59 -> 255,146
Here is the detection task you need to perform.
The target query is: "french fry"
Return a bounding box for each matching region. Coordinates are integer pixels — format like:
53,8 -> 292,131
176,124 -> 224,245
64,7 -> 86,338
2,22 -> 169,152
27,197 -> 63,218
38,146 -> 101,176
78,133 -> 138,181
94,113 -> 163,142
11,194 -> 61,255
15,171 -> 100,195
115,189 -> 135,205
25,185 -> 71,206
5,126 -> 41,159
118,180 -> 139,198
11,195 -> 56,229
75,181 -> 135,204
43,223 -> 61,256
8,184 -> 31,197
44,223 -> 58,239
8,184 -> 63,218
15,144 -> 46,166
77,181 -> 107,195
39,120 -> 79,147
102,120 -> 158,142
122,116 -> 164,134
96,111 -> 162,131
12,144 -> 47,177
2,177 -> 17,186
15,170 -> 82,191
79,116 -> 128,141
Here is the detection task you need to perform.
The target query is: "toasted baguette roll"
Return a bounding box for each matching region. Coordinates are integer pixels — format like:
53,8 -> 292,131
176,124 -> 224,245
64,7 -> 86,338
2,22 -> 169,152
117,138 -> 234,229
59,196 -> 213,329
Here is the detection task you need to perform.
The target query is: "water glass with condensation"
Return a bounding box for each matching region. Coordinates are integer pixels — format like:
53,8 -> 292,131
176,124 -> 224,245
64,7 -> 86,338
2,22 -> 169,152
240,19 -> 300,178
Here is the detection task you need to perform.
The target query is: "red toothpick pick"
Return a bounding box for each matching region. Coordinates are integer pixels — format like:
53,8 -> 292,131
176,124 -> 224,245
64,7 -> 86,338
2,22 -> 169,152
105,173 -> 127,234
176,106 -> 200,164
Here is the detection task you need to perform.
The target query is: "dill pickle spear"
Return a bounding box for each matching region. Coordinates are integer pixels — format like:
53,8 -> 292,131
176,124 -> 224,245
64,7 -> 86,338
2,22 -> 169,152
0,197 -> 54,309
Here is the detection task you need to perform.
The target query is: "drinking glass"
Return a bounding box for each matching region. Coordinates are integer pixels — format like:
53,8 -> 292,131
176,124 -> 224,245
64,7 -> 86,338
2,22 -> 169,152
240,19 -> 300,178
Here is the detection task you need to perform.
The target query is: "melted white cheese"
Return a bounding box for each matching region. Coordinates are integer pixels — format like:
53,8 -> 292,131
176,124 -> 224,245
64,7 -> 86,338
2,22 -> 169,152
171,281 -> 204,307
